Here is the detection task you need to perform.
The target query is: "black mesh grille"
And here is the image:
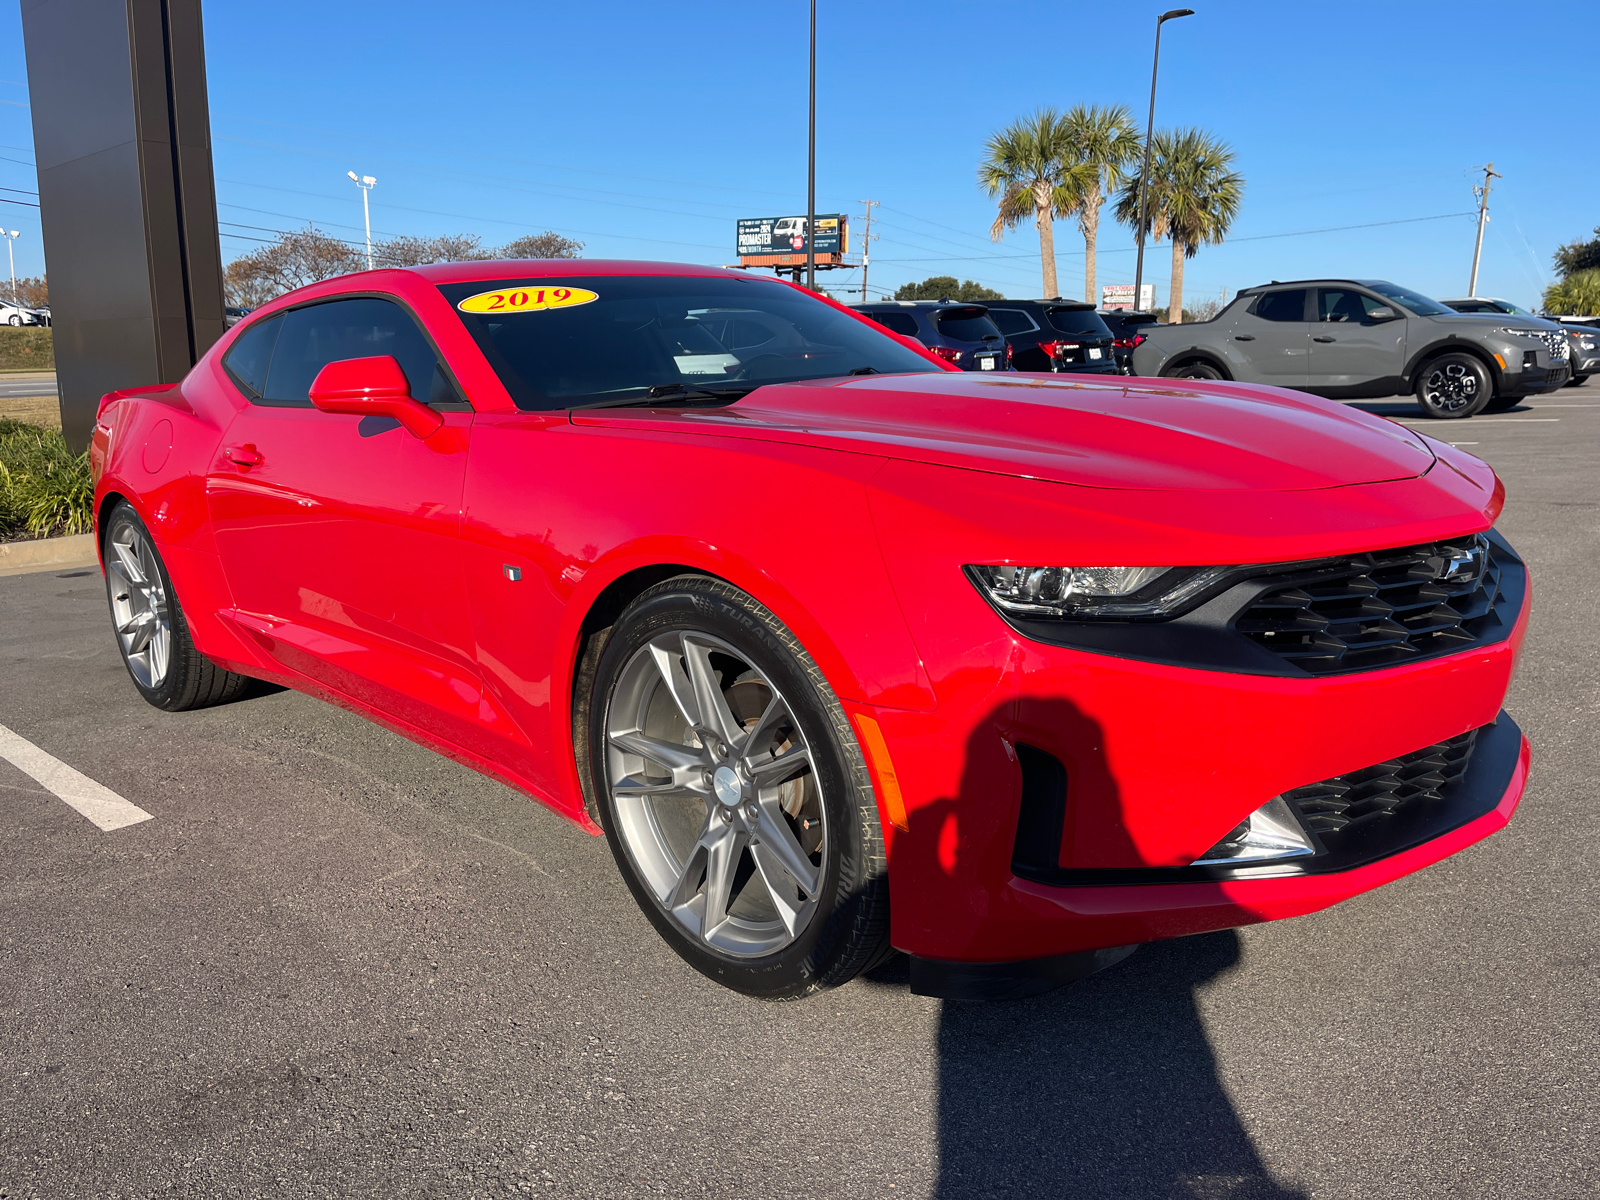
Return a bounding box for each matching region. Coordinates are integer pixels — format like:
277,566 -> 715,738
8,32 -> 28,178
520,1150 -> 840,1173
1285,729 -> 1479,838
1235,534 -> 1508,675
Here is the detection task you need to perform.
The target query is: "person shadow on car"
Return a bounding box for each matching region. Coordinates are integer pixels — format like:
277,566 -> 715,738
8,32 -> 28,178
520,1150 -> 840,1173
867,697 -> 1307,1199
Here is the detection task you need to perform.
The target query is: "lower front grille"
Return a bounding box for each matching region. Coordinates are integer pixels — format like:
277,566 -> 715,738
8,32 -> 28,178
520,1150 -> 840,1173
1285,729 -> 1479,839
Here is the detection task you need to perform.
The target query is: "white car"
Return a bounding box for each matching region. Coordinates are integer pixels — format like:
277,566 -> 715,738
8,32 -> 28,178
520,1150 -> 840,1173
0,300 -> 39,326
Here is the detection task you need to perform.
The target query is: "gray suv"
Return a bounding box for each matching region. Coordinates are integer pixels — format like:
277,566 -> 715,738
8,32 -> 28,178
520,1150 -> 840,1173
1131,278 -> 1571,418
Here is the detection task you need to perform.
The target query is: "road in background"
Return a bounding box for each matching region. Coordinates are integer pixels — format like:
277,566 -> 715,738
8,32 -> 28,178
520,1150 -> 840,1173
1,396 -> 1596,1198
0,373 -> 56,400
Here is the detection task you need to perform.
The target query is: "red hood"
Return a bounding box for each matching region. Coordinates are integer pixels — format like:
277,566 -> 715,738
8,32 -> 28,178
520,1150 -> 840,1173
571,372 -> 1437,492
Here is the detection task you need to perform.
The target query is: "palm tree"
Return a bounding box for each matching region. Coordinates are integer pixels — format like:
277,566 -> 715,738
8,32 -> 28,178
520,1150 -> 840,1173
1115,128 -> 1244,322
979,109 -> 1078,298
1057,104 -> 1142,305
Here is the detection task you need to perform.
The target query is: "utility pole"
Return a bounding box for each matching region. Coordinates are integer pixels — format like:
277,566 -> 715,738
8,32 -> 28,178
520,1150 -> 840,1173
1132,8 -> 1193,316
1468,162 -> 1500,297
858,199 -> 877,302
805,0 -> 816,291
348,171 -> 377,270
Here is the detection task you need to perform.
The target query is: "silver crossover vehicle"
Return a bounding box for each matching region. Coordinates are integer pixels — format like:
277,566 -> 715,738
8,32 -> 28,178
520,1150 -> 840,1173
1132,278 -> 1571,418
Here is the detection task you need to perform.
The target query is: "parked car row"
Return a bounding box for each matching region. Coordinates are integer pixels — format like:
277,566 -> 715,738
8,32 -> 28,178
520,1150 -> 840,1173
851,298 -> 1126,376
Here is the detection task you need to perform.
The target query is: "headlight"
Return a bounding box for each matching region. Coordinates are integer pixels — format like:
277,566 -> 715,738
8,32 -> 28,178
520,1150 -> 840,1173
1490,327 -> 1541,340
966,563 -> 1235,619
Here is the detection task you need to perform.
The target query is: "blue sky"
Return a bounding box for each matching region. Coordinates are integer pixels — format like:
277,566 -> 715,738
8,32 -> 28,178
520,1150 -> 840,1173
1,0 -> 1594,310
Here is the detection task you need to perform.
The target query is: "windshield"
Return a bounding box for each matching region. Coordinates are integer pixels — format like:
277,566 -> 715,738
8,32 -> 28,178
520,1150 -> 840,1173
1493,299 -> 1536,316
1362,280 -> 1453,317
439,275 -> 939,410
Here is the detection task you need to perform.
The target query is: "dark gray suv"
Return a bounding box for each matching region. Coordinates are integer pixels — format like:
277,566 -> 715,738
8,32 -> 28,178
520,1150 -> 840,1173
1131,278 -> 1571,418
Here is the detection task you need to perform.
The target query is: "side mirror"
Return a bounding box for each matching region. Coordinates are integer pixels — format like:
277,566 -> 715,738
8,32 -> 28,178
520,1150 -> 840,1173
308,355 -> 443,439
1366,305 -> 1400,323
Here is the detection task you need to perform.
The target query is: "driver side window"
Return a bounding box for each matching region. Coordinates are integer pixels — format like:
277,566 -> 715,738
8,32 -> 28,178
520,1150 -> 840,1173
1317,289 -> 1388,325
242,296 -> 464,409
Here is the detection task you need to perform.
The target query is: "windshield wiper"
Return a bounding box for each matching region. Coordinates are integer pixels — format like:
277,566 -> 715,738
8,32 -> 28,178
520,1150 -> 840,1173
573,383 -> 756,410
847,365 -> 882,375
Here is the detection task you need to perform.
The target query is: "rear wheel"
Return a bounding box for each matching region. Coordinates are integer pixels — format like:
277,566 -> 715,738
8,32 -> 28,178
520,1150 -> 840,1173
1413,352 -> 1491,418
588,575 -> 890,999
1162,359 -> 1225,381
103,501 -> 249,711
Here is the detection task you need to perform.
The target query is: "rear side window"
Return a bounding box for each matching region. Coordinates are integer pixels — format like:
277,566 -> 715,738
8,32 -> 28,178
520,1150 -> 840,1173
868,311 -> 920,337
934,309 -> 1001,342
986,308 -> 1038,336
258,296 -> 461,409
1046,308 -> 1112,337
1253,290 -> 1308,322
223,314 -> 282,397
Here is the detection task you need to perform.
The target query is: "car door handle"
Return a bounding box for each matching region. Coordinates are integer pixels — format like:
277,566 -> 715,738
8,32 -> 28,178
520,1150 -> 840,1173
1313,335 -> 1336,343
225,443 -> 264,468
1232,334 -> 1255,341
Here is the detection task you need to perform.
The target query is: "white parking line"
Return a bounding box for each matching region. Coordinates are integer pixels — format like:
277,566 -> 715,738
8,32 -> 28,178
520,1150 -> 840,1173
0,724 -> 153,831
1398,418 -> 1560,425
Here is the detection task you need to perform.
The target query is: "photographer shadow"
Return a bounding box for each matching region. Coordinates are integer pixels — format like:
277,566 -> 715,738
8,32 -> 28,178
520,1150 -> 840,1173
875,694 -> 1305,1198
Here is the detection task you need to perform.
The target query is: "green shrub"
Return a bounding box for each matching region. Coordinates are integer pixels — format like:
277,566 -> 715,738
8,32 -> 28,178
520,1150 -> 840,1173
0,419 -> 93,541
0,327 -> 54,371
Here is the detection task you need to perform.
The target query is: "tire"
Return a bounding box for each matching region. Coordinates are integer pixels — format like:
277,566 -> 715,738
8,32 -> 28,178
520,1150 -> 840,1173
1413,352 -> 1492,418
103,501 -> 249,711
1162,359 -> 1225,381
6,315 -> 20,326
587,574 -> 890,1000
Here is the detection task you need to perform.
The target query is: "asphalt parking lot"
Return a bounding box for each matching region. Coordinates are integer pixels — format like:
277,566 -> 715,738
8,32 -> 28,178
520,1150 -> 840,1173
2,394 -> 1597,1199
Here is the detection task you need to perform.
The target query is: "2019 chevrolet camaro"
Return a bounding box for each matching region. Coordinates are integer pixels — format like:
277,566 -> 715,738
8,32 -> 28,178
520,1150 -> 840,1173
90,260 -> 1531,1000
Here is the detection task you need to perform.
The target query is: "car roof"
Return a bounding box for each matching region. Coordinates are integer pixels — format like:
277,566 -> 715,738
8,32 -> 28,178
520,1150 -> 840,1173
406,258 -> 746,284
1237,278 -> 1392,295
852,300 -> 990,310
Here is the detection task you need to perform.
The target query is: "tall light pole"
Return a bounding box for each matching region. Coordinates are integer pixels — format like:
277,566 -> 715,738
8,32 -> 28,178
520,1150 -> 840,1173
347,171 -> 377,270
1132,7 -> 1193,316
805,0 -> 816,291
2,228 -> 18,305
1468,162 -> 1501,297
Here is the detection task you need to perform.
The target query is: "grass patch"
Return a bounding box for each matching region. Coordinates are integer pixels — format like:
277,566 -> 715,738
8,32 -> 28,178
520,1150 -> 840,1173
0,417 -> 94,541
0,326 -> 54,371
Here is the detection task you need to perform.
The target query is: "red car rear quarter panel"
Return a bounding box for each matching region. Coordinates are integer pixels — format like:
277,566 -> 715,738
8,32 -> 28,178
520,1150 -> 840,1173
864,456 -> 1525,960
460,414 -> 937,817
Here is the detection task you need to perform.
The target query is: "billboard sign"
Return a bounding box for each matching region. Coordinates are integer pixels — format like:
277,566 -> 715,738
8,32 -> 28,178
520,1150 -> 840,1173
1101,283 -> 1156,311
737,214 -> 847,257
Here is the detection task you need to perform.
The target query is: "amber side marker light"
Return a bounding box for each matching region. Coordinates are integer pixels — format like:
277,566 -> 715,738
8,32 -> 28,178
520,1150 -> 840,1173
853,713 -> 909,832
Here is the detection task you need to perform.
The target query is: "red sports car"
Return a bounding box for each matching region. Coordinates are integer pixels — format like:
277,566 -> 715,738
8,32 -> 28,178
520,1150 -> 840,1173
90,260 -> 1530,1000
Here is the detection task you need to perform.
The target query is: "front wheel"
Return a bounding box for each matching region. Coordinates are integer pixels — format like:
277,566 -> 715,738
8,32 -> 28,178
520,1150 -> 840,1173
587,575 -> 890,999
6,315 -> 20,326
1414,353 -> 1491,418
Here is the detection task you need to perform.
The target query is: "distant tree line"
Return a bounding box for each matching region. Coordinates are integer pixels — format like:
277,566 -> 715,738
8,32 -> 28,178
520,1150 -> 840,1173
979,105 -> 1242,322
1544,226 -> 1600,317
892,276 -> 1004,302
224,228 -> 585,309
1,276 -> 48,308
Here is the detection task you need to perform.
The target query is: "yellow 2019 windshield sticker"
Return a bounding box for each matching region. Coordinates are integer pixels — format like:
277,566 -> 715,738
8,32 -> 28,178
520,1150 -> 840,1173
457,286 -> 598,314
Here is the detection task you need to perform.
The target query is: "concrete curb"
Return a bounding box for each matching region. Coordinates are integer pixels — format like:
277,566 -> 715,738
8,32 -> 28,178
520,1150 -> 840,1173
0,532 -> 98,577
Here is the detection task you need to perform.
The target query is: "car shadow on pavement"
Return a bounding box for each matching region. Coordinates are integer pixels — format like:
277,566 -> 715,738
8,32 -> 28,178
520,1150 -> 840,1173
864,695 -> 1306,1198
929,931 -> 1306,1199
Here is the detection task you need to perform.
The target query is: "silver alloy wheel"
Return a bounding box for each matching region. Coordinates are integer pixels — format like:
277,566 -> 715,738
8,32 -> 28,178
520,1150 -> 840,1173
604,630 -> 826,958
106,521 -> 172,689
1422,361 -> 1480,412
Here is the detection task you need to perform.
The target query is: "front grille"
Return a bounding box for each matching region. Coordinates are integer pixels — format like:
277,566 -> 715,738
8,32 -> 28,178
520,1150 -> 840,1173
1534,330 -> 1570,362
1235,534 -> 1509,675
1285,729 -> 1479,838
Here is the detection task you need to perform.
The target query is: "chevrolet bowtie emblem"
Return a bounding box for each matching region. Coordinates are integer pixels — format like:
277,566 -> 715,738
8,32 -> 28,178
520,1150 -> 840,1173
1436,538 -> 1488,585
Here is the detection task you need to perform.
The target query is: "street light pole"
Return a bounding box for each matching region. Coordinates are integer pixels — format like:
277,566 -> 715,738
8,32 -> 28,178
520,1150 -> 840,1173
806,0 -> 816,291
3,230 -> 17,305
347,171 -> 377,270
1132,7 -> 1193,317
